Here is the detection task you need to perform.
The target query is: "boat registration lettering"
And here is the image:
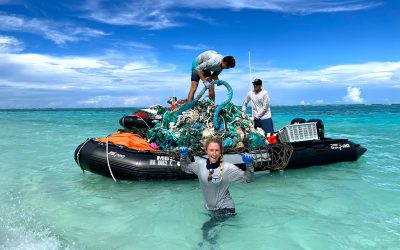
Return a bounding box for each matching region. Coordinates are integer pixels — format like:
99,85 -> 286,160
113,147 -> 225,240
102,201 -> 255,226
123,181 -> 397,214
149,156 -> 176,166
330,143 -> 350,150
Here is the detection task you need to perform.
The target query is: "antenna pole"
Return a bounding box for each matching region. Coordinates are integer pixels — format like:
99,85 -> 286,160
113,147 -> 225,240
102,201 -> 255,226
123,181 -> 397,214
248,49 -> 252,84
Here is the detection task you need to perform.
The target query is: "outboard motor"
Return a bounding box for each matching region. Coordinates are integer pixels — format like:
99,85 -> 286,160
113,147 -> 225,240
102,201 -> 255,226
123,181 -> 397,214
307,118 -> 325,140
291,118 -> 306,124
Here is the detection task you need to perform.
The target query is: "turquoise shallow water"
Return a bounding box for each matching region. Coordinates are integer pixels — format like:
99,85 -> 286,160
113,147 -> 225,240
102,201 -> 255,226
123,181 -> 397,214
0,105 -> 399,250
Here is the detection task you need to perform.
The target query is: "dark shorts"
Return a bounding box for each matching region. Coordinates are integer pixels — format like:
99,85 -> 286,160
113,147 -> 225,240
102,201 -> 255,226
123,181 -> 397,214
254,117 -> 274,134
191,69 -> 212,82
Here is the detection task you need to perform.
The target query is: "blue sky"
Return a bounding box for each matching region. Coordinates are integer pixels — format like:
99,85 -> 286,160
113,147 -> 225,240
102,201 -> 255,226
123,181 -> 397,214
0,0 -> 399,108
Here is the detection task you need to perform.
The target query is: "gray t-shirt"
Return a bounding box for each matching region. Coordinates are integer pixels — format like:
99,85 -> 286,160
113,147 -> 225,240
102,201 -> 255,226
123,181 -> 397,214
181,158 -> 253,210
195,50 -> 224,76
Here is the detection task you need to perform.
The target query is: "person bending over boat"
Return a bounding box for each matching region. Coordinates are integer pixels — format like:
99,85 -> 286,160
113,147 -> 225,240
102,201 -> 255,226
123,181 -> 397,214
242,78 -> 274,135
187,50 -> 236,103
179,137 -> 254,244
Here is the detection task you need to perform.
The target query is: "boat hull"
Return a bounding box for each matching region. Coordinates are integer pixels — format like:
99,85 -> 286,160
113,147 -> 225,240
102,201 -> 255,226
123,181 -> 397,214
286,139 -> 366,169
74,138 -> 366,180
119,115 -> 161,130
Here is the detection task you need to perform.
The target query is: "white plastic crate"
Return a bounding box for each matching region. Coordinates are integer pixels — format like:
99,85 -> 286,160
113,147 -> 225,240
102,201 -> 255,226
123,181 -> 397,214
278,122 -> 319,143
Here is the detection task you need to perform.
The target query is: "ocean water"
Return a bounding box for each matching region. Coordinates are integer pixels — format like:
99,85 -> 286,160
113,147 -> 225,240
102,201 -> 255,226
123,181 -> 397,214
0,105 -> 399,250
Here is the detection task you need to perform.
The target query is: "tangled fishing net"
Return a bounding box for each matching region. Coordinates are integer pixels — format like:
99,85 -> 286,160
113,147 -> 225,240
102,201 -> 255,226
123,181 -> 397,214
143,80 -> 292,170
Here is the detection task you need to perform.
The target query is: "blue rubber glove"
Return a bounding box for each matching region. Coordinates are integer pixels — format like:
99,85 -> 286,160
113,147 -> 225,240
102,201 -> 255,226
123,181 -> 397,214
203,80 -> 214,89
242,153 -> 253,167
179,147 -> 189,158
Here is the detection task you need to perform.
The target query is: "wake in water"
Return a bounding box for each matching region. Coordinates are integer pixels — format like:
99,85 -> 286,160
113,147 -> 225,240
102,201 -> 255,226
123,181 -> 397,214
0,193 -> 73,250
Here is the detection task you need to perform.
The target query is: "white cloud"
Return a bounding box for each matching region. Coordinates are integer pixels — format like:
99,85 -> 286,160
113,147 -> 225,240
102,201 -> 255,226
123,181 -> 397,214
244,61 -> 400,89
117,41 -> 153,49
1,50 -> 398,108
0,35 -> 23,52
343,86 -> 363,103
0,12 -> 108,45
122,62 -> 155,72
76,95 -> 164,107
82,0 -> 381,29
391,69 -> 400,82
173,44 -> 212,51
123,96 -> 160,106
300,100 -> 310,105
197,0 -> 381,13
324,62 -> 400,82
82,1 -> 181,30
77,95 -> 138,107
123,97 -> 141,106
0,52 -> 185,92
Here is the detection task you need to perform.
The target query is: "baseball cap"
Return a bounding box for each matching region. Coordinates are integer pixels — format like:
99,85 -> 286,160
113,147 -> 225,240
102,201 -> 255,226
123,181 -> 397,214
252,79 -> 262,85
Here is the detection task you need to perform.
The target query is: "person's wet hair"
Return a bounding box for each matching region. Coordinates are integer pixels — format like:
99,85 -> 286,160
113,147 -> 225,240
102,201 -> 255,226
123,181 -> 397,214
222,56 -> 236,68
205,136 -> 222,150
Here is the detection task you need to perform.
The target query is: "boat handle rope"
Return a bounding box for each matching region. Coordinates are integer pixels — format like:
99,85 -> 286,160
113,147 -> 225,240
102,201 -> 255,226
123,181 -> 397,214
106,136 -> 117,182
76,138 -> 90,173
133,115 -> 150,129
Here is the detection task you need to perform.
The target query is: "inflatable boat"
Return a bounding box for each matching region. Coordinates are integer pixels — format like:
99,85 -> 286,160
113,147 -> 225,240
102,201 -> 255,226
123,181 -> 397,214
75,79 -> 367,180
74,135 -> 366,181
119,105 -> 164,130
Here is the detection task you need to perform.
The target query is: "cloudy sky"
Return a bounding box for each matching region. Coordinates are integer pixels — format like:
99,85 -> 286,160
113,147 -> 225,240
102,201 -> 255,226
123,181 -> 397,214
0,0 -> 399,108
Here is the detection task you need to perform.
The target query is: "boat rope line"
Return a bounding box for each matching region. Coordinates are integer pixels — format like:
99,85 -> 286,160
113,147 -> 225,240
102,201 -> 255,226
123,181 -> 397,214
133,115 -> 151,129
106,136 -> 117,182
76,138 -> 90,173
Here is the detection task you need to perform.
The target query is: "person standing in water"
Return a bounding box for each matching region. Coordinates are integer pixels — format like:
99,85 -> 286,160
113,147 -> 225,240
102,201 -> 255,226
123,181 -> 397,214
179,137 -> 253,244
187,50 -> 236,103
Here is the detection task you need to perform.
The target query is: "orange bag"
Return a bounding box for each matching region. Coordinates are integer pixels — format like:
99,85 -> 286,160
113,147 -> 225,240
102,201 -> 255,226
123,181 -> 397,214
97,131 -> 158,151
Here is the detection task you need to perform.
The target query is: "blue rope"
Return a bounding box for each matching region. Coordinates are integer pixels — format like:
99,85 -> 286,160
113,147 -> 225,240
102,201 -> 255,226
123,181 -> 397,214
172,80 -> 233,130
213,80 -> 233,130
